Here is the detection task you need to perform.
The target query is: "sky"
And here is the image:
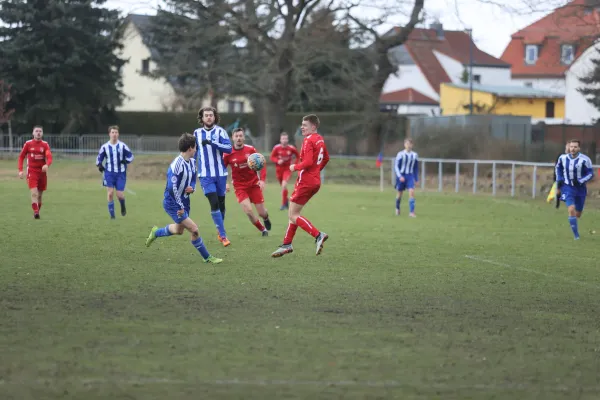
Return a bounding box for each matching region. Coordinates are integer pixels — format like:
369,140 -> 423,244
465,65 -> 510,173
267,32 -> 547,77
105,0 -> 567,58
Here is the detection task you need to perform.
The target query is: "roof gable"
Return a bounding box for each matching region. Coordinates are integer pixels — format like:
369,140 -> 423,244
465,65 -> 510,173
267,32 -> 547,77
380,88 -> 438,105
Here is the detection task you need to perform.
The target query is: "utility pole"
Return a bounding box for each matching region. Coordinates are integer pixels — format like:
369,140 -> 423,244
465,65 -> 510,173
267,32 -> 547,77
467,28 -> 474,115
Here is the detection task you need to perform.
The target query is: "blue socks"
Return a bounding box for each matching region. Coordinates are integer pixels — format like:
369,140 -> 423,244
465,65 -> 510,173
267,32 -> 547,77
211,210 -> 227,238
569,216 -> 579,239
191,237 -> 210,259
409,198 -> 416,213
108,201 -> 115,218
155,225 -> 172,238
395,198 -> 401,211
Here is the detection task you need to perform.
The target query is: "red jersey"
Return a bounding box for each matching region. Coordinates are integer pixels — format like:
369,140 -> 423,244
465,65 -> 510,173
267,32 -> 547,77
294,133 -> 329,186
270,144 -> 299,168
223,145 -> 267,189
18,139 -> 53,171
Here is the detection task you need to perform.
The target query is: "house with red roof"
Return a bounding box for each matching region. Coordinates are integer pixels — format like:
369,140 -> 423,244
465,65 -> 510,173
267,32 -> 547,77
500,0 -> 600,124
380,22 -> 512,115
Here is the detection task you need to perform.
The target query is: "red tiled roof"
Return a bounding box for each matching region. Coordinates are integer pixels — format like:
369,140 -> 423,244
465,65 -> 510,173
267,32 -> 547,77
394,27 -> 509,95
500,0 -> 600,77
380,88 -> 438,105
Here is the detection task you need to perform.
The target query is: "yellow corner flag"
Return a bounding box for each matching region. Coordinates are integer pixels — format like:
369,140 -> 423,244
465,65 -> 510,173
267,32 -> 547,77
547,182 -> 557,203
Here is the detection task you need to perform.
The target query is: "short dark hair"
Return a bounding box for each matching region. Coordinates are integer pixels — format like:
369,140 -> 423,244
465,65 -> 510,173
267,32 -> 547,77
569,139 -> 581,146
280,131 -> 288,136
178,133 -> 197,152
33,125 -> 43,130
302,114 -> 320,128
197,106 -> 220,125
231,127 -> 244,135
108,125 -> 119,133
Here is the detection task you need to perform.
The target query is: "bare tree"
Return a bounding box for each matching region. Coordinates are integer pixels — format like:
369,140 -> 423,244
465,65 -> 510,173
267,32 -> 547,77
0,80 -> 15,150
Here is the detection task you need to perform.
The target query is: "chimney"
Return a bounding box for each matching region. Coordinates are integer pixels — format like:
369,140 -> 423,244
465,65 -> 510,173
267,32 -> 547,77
430,21 -> 444,39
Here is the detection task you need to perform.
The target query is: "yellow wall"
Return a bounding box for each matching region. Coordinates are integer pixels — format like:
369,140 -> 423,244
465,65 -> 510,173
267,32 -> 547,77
440,83 -> 565,118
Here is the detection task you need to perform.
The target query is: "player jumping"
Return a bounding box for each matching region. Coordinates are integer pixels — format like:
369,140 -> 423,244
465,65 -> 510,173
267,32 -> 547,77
271,114 -> 330,258
270,131 -> 299,210
394,138 -> 419,217
145,133 -> 222,264
193,107 -> 232,247
17,125 -> 53,219
96,125 -> 134,219
223,128 -> 272,236
555,139 -> 594,240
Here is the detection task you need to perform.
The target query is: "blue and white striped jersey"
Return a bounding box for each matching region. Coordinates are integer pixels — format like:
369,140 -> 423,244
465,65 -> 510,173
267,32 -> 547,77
164,155 -> 197,210
556,153 -> 594,187
395,150 -> 419,178
96,141 -> 134,173
193,125 -> 232,178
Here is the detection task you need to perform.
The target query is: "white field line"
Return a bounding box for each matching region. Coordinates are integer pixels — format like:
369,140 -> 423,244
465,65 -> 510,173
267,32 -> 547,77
1,377 -> 599,393
465,255 -> 600,289
126,188 -> 137,195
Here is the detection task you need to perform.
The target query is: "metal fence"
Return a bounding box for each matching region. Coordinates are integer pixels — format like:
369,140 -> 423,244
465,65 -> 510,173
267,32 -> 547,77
2,134 -> 597,199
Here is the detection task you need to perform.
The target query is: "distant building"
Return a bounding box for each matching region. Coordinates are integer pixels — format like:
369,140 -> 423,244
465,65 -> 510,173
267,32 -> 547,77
380,22 -> 511,116
118,14 -> 252,113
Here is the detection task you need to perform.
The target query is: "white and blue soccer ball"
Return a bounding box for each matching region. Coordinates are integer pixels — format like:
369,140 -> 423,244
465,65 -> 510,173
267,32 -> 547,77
247,152 -> 266,171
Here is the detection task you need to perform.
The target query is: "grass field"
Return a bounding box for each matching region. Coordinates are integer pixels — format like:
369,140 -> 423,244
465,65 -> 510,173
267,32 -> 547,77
1,158 -> 600,400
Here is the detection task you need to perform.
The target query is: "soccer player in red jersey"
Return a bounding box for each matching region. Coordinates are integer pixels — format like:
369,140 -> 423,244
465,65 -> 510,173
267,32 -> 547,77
17,125 -> 53,219
223,128 -> 272,236
271,114 -> 330,257
270,132 -> 299,210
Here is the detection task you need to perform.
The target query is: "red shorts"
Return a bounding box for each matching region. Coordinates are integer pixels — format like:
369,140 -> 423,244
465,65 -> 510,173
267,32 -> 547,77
235,185 -> 264,204
290,183 -> 320,206
276,166 -> 292,184
27,169 -> 47,191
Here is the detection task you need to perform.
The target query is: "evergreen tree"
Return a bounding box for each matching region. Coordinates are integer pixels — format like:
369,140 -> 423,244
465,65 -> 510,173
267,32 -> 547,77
0,0 -> 125,133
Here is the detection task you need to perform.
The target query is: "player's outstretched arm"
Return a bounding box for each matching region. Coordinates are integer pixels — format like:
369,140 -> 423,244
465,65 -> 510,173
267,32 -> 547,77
168,169 -> 186,210
394,152 -> 403,181
270,146 -> 279,163
580,157 -> 594,184
319,145 -> 330,170
96,145 -> 106,170
555,156 -> 564,184
413,154 -> 419,182
122,144 -> 134,164
44,143 -> 53,167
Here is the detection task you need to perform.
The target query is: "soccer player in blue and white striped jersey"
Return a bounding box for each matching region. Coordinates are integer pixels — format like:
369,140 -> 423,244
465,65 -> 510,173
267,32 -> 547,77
96,126 -> 134,219
555,139 -> 594,240
193,107 -> 233,247
394,138 -> 419,217
145,133 -> 222,264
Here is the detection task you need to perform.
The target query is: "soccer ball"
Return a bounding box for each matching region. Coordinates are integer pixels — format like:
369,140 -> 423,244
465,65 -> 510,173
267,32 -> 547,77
247,152 -> 266,171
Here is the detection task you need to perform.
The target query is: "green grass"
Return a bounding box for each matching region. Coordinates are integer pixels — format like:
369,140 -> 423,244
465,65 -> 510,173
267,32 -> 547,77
1,159 -> 600,399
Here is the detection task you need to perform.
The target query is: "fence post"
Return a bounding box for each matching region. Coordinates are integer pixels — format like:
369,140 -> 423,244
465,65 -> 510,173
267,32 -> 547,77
379,164 -> 384,192
421,160 -> 425,190
532,165 -> 537,199
455,161 -> 460,193
390,158 -> 395,186
492,162 -> 497,196
79,136 -> 83,158
511,163 -> 516,197
438,161 -> 443,192
473,161 -> 478,193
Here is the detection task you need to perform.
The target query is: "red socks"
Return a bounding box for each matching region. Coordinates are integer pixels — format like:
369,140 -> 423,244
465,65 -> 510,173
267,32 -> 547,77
283,223 -> 298,245
282,188 -> 288,206
296,216 -> 320,238
32,203 -> 39,213
253,220 -> 265,232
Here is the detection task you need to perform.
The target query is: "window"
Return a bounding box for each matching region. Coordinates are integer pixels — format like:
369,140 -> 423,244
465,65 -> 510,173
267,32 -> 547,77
524,82 -> 533,88
227,100 -> 244,113
561,44 -> 575,65
545,101 -> 555,118
472,74 -> 481,83
525,45 -> 538,65
141,58 -> 150,75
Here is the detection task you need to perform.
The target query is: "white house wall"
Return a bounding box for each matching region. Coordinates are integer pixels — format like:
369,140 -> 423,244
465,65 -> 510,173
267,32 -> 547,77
382,64 -> 440,101
511,78 -> 566,94
397,104 -> 440,116
117,22 -> 179,112
434,50 -> 512,85
565,45 -> 600,125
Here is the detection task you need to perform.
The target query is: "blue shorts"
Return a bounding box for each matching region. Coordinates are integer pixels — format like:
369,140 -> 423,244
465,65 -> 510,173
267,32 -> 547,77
103,171 -> 126,191
395,175 -> 416,191
560,185 -> 587,212
163,199 -> 190,224
200,176 -> 228,196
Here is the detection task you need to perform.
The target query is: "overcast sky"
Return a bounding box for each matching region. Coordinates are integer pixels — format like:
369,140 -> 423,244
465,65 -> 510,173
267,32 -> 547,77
105,0 -> 566,58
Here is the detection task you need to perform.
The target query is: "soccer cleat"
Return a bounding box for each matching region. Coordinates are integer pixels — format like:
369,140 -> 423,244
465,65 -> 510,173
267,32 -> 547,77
395,209 -> 399,216
264,218 -> 272,231
110,215 -> 116,220
575,236 -> 580,240
315,232 -> 329,256
262,230 -> 269,237
217,229 -> 223,243
280,205 -> 288,211
271,244 -> 293,258
204,255 -> 223,264
145,226 -> 159,247
34,213 -> 40,219
409,213 -> 416,218
222,237 -> 231,247
121,207 -> 127,217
